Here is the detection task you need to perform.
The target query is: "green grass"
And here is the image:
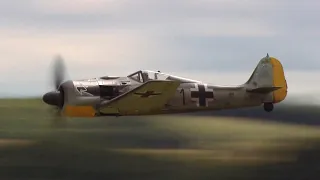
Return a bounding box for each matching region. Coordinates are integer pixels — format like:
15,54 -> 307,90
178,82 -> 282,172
0,98 -> 319,180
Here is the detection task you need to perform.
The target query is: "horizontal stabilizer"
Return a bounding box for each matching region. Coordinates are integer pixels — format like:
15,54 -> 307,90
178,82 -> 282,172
246,86 -> 282,94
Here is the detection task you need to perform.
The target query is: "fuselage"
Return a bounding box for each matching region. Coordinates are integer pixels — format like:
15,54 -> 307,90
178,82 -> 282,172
164,83 -> 263,114
67,70 -> 267,116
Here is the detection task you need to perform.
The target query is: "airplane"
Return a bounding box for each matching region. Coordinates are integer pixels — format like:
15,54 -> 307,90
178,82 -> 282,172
43,54 -> 288,118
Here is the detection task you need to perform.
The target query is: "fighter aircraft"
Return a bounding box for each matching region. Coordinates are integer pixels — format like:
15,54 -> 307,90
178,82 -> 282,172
43,54 -> 288,117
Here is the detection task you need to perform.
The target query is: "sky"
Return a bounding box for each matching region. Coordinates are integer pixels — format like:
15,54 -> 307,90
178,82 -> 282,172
0,0 -> 319,102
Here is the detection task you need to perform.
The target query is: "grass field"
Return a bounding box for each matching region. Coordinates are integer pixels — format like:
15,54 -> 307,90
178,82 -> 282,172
0,98 -> 319,179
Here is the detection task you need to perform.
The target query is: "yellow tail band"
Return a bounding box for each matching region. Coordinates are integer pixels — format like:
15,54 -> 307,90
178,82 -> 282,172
270,57 -> 288,103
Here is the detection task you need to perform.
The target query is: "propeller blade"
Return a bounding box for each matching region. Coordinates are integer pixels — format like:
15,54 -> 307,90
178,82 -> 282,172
53,55 -> 66,90
48,107 -> 67,128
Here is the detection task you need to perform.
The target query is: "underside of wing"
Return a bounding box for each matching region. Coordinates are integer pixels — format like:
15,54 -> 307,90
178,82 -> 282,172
98,80 -> 180,115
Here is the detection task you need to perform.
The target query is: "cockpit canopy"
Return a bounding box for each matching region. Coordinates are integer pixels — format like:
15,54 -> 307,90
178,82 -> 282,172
127,70 -> 201,83
127,70 -> 169,83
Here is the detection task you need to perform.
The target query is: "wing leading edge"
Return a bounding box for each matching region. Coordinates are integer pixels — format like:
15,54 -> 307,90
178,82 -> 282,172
98,80 -> 180,115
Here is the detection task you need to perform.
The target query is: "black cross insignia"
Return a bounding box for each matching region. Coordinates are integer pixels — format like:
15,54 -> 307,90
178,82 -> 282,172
191,84 -> 214,107
134,91 -> 162,98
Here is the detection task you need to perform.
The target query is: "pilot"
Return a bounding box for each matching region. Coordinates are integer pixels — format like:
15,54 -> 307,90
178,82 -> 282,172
142,72 -> 150,81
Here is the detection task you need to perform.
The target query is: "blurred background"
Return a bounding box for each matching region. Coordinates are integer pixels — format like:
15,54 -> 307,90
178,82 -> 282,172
0,0 -> 319,179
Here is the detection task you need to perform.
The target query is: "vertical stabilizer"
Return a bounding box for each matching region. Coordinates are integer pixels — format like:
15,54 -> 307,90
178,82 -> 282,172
245,54 -> 288,103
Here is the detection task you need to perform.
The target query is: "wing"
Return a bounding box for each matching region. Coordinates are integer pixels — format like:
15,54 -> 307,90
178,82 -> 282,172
98,80 -> 180,115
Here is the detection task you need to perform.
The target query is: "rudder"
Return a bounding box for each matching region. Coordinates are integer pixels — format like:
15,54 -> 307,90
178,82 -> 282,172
269,57 -> 288,103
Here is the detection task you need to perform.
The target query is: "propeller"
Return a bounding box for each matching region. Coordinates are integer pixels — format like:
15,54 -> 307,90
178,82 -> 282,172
54,55 -> 66,90
42,55 -> 67,126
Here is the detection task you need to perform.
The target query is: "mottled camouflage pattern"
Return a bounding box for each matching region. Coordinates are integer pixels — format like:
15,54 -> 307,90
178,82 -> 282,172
55,54 -> 284,116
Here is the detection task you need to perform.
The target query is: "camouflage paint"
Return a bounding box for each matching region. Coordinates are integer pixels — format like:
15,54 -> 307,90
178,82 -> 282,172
44,54 -> 288,117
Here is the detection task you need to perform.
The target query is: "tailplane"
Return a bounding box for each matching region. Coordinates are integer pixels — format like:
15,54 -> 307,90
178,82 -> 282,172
246,86 -> 282,94
244,54 -> 288,103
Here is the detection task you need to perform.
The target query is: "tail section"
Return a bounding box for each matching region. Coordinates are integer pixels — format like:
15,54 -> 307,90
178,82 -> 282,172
245,54 -> 288,103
